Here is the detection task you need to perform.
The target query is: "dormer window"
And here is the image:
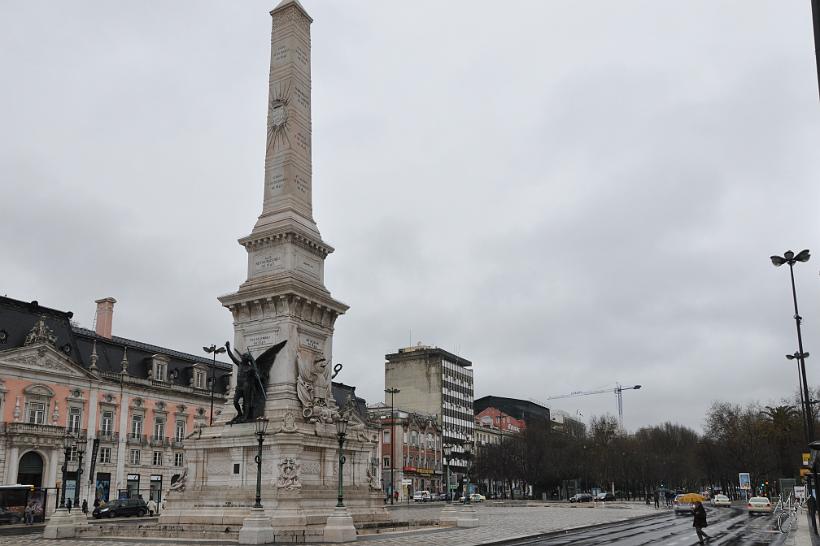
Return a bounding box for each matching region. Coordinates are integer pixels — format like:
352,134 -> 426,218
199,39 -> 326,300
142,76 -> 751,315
193,369 -> 206,390
150,354 -> 170,382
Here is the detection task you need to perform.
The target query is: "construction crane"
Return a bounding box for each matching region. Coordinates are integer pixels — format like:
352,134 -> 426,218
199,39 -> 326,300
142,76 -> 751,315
546,383 -> 642,430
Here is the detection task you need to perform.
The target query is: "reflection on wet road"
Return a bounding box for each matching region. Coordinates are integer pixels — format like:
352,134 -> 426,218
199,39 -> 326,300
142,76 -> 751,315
511,508 -> 787,546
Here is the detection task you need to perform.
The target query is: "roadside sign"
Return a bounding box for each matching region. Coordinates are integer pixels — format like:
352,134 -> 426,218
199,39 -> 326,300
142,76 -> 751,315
739,473 -> 751,490
795,486 -> 806,499
803,453 -> 811,466
401,479 -> 411,485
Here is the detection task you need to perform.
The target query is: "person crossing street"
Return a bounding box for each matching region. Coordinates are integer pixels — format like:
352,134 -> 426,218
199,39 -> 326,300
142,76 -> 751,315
692,500 -> 711,544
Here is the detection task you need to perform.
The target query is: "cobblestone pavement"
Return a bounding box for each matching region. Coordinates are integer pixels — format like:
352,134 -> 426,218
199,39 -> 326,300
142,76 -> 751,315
0,502 -> 658,546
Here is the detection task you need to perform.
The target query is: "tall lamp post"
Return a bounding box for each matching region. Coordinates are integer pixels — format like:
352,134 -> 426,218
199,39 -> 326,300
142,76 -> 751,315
60,433 -> 74,508
74,439 -> 86,509
771,249 -> 820,512
253,417 -> 269,509
385,387 -> 400,505
444,445 -> 452,503
463,443 -> 473,505
335,413 -> 349,507
203,344 -> 226,426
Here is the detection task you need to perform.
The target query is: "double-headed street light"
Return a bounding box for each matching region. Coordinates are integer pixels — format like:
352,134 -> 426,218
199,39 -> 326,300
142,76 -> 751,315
203,344 -> 227,426
74,438 -> 86,508
385,387 -> 400,505
771,249 -> 820,513
443,445 -> 452,503
253,417 -> 269,509
335,413 -> 349,508
771,249 -> 813,443
60,433 -> 73,508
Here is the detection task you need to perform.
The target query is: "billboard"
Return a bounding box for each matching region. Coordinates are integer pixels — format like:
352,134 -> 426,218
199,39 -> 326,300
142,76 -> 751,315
739,473 -> 751,490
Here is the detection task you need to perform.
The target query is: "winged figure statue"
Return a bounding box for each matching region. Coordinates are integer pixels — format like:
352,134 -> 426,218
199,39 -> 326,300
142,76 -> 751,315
225,339 -> 287,423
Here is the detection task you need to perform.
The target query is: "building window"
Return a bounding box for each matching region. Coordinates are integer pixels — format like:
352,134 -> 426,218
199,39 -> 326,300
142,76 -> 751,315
383,430 -> 391,443
101,410 -> 114,435
100,447 -> 111,464
68,407 -> 82,433
153,451 -> 162,466
175,420 -> 185,442
130,449 -> 141,465
383,457 -> 390,468
153,417 -> 165,440
194,370 -> 206,390
153,360 -> 168,382
27,401 -> 46,424
174,453 -> 184,467
68,446 -> 78,462
131,414 -> 143,439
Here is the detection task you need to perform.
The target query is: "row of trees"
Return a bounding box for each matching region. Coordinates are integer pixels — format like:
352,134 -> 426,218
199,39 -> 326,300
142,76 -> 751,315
472,396 -> 812,499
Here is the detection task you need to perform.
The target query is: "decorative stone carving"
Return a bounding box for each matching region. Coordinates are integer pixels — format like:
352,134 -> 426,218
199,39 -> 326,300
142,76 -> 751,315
24,316 -> 57,347
367,461 -> 381,491
278,410 -> 298,433
296,352 -> 335,423
276,457 -> 301,490
13,396 -> 21,422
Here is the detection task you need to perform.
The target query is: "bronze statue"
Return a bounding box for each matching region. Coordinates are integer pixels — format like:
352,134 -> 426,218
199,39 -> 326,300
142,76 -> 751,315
225,339 -> 287,423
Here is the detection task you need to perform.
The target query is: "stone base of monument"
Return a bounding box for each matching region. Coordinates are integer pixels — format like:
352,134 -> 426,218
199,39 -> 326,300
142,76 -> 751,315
323,506 -> 357,543
238,507 -> 275,545
43,508 -> 75,539
439,503 -> 459,526
456,504 -> 479,528
71,510 -> 88,526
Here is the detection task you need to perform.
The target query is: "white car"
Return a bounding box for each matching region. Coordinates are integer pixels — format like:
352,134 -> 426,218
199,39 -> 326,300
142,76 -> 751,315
711,494 -> 731,507
412,490 -> 431,502
747,496 -> 772,515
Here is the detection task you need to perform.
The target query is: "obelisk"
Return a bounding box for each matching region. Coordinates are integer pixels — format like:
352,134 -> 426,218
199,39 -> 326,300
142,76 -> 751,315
219,0 -> 348,419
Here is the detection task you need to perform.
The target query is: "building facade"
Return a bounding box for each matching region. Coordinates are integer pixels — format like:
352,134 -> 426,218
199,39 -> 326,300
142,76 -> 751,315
0,296 -> 229,517
384,344 -> 473,488
368,404 -> 442,500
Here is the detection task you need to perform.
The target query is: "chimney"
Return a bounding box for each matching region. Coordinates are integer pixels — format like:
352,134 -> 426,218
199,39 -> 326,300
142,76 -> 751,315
94,297 -> 117,338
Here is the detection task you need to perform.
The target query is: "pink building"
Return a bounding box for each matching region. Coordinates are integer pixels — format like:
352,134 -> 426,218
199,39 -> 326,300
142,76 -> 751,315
0,296 -> 229,518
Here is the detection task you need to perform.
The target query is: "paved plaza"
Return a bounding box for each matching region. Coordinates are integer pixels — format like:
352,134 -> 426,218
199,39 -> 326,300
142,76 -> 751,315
0,502 -> 657,546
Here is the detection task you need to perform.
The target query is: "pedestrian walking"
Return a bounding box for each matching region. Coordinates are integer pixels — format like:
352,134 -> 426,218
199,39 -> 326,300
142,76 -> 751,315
66,498 -> 72,513
147,498 -> 157,517
24,502 -> 34,525
81,499 -> 88,515
692,501 -> 711,544
654,491 -> 659,509
161,498 -> 166,513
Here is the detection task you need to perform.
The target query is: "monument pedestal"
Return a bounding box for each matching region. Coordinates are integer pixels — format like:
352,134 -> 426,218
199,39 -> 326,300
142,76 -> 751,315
43,508 -> 75,539
238,508 -> 274,545
323,506 -> 357,543
457,504 -> 479,528
439,503 -> 458,526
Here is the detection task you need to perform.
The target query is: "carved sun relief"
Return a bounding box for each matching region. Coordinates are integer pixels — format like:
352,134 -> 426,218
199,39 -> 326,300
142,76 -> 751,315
266,82 -> 291,154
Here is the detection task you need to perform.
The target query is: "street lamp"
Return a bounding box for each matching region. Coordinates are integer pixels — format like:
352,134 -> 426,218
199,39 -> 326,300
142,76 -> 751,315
463,443 -> 473,505
203,344 -> 226,426
444,445 -> 452,503
771,249 -> 820,511
335,413 -> 349,508
385,387 -> 400,505
771,250 -> 813,443
74,438 -> 86,508
60,433 -> 74,508
253,417 -> 269,509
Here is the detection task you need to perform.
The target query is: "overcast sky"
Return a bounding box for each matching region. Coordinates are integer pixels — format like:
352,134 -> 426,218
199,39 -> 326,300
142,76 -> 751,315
2,1 -> 820,433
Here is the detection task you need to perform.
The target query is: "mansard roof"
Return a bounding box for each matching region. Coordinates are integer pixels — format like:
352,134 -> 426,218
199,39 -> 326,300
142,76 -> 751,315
0,295 -> 231,393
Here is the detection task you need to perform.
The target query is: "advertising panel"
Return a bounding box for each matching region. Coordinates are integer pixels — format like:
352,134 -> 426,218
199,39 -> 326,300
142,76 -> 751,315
739,472 -> 751,490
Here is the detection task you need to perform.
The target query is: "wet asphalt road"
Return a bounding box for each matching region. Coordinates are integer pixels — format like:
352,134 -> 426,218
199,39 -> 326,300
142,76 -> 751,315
509,508 -> 787,546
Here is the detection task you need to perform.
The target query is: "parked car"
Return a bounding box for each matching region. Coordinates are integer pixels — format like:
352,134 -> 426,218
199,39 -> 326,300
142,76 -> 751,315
92,498 -> 149,518
672,495 -> 695,515
469,493 -> 485,503
711,494 -> 731,507
436,493 -> 448,501
412,491 -> 431,502
747,496 -> 772,516
0,508 -> 22,525
569,493 -> 593,503
596,492 -> 615,502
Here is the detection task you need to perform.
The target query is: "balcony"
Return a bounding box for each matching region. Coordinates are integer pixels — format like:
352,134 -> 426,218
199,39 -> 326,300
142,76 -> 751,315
126,433 -> 147,446
172,438 -> 184,449
97,430 -> 119,443
150,435 -> 169,448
